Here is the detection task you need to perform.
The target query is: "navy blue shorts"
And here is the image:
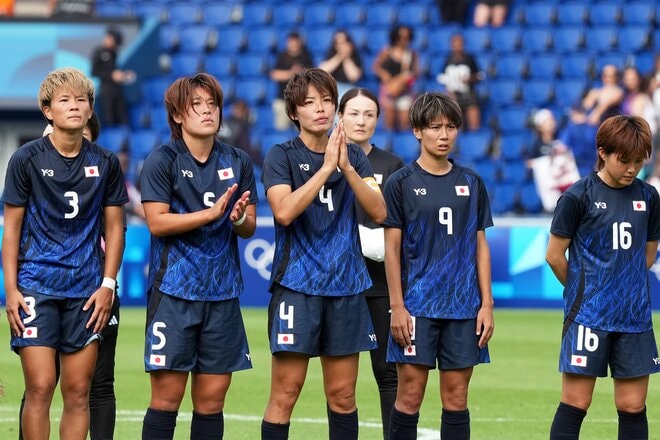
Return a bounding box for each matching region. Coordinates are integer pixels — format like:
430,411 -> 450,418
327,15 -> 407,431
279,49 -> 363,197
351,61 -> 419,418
559,321 -> 660,378
144,289 -> 252,374
267,284 -> 377,356
10,290 -> 99,354
387,316 -> 490,369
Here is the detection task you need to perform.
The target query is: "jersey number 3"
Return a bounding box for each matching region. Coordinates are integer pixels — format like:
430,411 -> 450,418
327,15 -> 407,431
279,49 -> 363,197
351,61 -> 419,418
64,191 -> 79,219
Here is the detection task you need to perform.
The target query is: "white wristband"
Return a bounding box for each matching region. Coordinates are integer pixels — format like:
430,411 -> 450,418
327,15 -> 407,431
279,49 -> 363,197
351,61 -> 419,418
101,277 -> 116,293
232,212 -> 247,226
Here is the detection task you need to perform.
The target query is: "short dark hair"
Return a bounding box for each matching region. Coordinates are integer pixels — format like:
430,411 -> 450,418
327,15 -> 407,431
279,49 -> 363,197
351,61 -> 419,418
389,24 -> 414,46
165,73 -> 224,140
595,115 -> 652,170
283,68 -> 337,131
409,92 -> 462,131
86,112 -> 100,142
338,87 -> 380,117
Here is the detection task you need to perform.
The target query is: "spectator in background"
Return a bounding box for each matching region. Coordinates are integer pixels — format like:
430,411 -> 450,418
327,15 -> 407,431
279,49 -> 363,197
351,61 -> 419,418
560,64 -> 624,166
319,30 -> 363,102
621,66 -> 657,137
473,0 -> 510,28
270,31 -> 314,131
436,0 -> 469,24
437,33 -> 482,131
91,28 -> 135,126
219,99 -> 262,166
647,53 -> 660,139
372,25 -> 420,132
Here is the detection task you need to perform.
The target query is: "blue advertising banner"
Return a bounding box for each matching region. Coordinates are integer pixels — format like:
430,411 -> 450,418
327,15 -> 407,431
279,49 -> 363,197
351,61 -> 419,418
1,218 -> 660,308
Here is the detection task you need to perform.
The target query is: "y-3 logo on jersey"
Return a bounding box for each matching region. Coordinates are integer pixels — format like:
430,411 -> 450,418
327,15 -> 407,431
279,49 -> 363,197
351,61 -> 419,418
413,188 -> 427,196
181,170 -> 194,178
299,163 -> 310,171
594,202 -> 607,209
41,169 -> 54,177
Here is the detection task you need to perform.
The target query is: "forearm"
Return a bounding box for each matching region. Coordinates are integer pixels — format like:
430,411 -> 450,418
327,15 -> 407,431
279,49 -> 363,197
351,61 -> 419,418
270,168 -> 333,226
232,204 -> 257,238
102,223 -> 125,280
318,55 -> 342,74
384,228 -> 404,309
342,59 -> 362,83
145,208 -> 216,237
476,232 -> 494,308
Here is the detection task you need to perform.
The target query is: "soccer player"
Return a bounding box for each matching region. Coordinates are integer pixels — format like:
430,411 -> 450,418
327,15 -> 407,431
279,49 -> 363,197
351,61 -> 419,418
338,87 -> 404,440
383,92 -> 494,439
3,67 -> 127,440
18,112 -> 123,440
139,73 -> 257,440
547,115 -> 660,440
260,68 -> 387,440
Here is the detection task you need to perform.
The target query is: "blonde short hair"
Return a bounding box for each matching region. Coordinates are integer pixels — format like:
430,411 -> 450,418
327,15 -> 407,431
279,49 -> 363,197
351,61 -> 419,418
38,68 -> 95,115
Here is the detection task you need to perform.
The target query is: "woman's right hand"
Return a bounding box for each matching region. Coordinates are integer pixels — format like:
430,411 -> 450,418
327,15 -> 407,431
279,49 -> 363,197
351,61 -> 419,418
5,287 -> 29,337
390,304 -> 413,347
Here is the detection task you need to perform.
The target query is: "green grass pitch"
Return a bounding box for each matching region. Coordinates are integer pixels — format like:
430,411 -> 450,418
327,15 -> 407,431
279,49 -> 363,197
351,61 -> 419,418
1,308 -> 660,439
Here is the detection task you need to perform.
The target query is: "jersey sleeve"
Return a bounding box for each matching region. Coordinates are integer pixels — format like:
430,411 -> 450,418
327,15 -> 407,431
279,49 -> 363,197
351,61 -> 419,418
140,147 -> 174,204
476,175 -> 494,230
648,186 -> 660,241
237,149 -> 259,204
103,152 -> 129,206
383,171 -> 404,229
1,149 -> 31,206
352,145 -> 375,179
261,144 -> 291,191
550,192 -> 584,238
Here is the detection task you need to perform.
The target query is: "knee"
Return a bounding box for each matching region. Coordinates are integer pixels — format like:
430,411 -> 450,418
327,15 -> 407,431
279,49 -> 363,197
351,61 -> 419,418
25,379 -> 56,404
325,384 -> 356,412
396,386 -> 424,413
271,382 -> 304,410
441,383 -> 469,410
615,397 -> 646,414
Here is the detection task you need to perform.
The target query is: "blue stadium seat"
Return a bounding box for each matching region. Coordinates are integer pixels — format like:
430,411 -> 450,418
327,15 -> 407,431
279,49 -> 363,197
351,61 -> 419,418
260,129 -> 296,157
365,28 -> 390,55
520,28 -> 552,53
203,3 -> 235,27
169,53 -> 202,76
97,125 -> 129,153
305,27 -> 335,57
398,3 -> 428,27
129,129 -> 161,161
523,3 -> 556,26
589,2 -> 621,26
494,106 -> 530,133
457,129 -> 492,161
142,76 -> 170,105
334,3 -> 366,27
133,3 -> 166,21
178,25 -> 213,54
622,2 -> 654,25
462,28 -> 490,53
167,3 -> 201,25
348,27 -> 368,52
391,132 -> 419,164
554,79 -> 587,108
473,159 -> 499,185
214,27 -> 246,54
246,27 -> 278,54
499,159 -> 530,184
584,27 -> 617,53
593,52 -> 627,73
159,25 -> 179,52
528,54 -> 559,80
633,52 -> 655,76
236,54 -> 268,78
95,3 -> 131,18
491,183 -> 518,214
240,3 -> 272,26
553,27 -> 584,53
427,25 -> 460,56
149,106 -> 169,133
561,54 -> 592,79
493,54 -> 527,79
369,132 -> 392,151
520,183 -> 543,214
500,136 -> 530,162
489,27 -> 521,53
556,2 -> 588,26
272,4 -> 303,27
521,80 -> 554,107
304,4 -> 334,26
234,79 -> 268,105
487,79 -> 520,106
618,26 -> 650,53
204,53 -> 234,78
255,105 -> 275,132
365,4 -> 397,27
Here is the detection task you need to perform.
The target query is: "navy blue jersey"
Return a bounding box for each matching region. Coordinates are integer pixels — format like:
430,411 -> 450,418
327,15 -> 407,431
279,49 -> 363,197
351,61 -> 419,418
262,137 -> 374,296
383,161 -> 493,319
140,139 -> 257,301
1,136 -> 128,298
551,172 -> 660,332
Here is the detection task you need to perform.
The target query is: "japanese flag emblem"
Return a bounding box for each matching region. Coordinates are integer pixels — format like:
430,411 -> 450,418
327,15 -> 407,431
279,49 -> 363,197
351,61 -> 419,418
149,354 -> 166,366
455,185 -> 470,196
84,166 -> 99,177
570,354 -> 587,367
633,201 -> 646,211
22,327 -> 38,338
404,345 -> 416,356
218,168 -> 234,180
277,333 -> 294,344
